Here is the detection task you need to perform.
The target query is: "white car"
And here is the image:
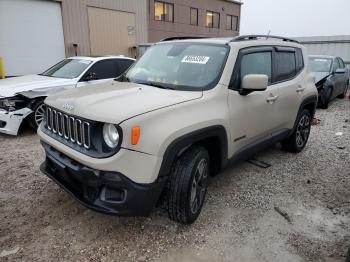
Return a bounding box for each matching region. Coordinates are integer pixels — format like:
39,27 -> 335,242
0,56 -> 135,135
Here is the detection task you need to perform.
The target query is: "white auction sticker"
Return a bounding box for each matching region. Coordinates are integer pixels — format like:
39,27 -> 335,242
181,55 -> 210,64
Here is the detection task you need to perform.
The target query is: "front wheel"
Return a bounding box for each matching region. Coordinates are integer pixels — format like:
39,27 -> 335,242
166,146 -> 209,224
28,101 -> 46,130
281,109 -> 311,153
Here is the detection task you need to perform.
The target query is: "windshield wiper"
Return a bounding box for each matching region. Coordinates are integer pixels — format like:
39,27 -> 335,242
39,73 -> 60,78
140,81 -> 175,90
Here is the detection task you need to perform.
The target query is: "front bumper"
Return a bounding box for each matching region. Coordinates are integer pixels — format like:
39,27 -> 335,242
40,142 -> 165,216
0,108 -> 32,135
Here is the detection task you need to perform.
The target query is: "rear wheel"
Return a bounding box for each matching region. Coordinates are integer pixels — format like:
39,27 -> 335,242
28,100 -> 46,130
166,146 -> 209,224
281,109 -> 311,153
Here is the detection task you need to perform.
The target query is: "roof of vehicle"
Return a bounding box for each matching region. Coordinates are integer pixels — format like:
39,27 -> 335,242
68,56 -> 135,62
156,35 -> 303,48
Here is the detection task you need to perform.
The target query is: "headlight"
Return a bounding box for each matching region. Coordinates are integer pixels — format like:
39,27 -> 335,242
0,96 -> 26,111
103,123 -> 120,148
3,99 -> 16,107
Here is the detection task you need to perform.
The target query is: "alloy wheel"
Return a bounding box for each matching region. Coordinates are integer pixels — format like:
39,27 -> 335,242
190,158 -> 208,214
34,104 -> 46,127
296,114 -> 311,148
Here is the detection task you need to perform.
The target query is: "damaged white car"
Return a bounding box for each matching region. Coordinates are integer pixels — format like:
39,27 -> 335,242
0,56 -> 135,135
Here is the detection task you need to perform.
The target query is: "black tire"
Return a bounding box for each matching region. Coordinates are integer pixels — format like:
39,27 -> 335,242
281,109 -> 311,153
167,146 -> 209,224
338,85 -> 348,99
28,100 -> 46,130
319,88 -> 332,109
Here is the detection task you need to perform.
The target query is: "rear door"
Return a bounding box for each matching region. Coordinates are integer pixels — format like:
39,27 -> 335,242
271,47 -> 303,130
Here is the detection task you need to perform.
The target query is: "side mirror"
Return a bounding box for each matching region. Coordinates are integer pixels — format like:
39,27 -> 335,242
241,74 -> 268,94
83,72 -> 96,81
335,68 -> 346,74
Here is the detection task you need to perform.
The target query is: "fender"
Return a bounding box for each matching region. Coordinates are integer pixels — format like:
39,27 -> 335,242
300,94 -> 318,114
17,84 -> 74,99
291,95 -> 318,133
315,74 -> 331,89
157,125 -> 228,179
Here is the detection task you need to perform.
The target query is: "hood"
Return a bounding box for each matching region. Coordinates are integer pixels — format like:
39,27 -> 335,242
45,80 -> 203,123
312,72 -> 330,84
0,75 -> 75,97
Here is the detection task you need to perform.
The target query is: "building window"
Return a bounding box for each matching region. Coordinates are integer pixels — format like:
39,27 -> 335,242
154,1 -> 174,22
206,11 -> 220,28
226,14 -> 238,31
190,8 -> 198,26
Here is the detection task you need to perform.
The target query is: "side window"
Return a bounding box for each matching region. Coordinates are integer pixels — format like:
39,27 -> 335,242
116,60 -> 134,76
333,59 -> 340,72
240,52 -> 272,83
274,51 -> 296,82
295,49 -> 304,73
85,60 -> 116,80
338,58 -> 345,69
85,60 -> 118,80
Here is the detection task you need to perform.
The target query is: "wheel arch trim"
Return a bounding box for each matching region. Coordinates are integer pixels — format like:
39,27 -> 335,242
293,95 -> 318,132
157,125 -> 228,179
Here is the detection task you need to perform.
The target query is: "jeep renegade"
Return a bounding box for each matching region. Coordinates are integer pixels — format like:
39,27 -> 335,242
38,35 -> 318,224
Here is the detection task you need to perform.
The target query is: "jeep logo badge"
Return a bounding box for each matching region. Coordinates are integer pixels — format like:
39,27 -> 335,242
62,103 -> 74,112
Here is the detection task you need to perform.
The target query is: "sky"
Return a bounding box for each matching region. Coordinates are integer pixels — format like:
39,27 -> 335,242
240,0 -> 350,37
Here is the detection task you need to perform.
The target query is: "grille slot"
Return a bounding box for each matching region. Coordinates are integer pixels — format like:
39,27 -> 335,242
45,106 -> 91,149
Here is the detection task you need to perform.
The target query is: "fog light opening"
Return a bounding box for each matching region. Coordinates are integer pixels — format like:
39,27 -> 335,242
100,186 -> 126,204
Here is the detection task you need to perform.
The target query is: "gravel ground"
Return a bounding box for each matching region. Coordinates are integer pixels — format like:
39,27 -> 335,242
0,97 -> 349,262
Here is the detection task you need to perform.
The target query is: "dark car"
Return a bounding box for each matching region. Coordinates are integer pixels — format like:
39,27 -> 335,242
309,55 -> 349,109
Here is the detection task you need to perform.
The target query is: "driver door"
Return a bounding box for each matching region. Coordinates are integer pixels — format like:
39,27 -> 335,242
336,58 -> 348,94
330,58 -> 342,98
228,47 -> 279,153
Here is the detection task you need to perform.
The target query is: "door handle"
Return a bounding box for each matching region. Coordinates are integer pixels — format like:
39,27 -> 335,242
266,95 -> 279,103
296,85 -> 306,92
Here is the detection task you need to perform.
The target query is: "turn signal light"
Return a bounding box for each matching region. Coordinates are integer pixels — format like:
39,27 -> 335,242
131,126 -> 140,145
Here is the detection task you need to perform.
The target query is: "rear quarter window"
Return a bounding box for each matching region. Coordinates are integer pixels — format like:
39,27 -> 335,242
296,49 -> 304,72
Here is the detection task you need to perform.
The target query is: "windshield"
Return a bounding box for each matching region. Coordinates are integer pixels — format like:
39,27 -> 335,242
125,43 -> 229,90
309,57 -> 333,73
41,59 -> 92,79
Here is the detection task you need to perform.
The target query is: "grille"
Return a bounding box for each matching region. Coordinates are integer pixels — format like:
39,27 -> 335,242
45,106 -> 91,149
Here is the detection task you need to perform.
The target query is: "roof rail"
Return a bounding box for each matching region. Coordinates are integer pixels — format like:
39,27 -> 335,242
231,35 -> 300,43
160,36 -> 209,42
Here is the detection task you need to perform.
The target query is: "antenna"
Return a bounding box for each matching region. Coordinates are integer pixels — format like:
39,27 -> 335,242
266,30 -> 271,39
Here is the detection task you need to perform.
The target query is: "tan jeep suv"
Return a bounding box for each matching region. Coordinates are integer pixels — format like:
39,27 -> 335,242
38,35 -> 318,224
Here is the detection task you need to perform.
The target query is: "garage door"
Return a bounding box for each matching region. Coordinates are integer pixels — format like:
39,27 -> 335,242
88,7 -> 136,57
0,0 -> 65,76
